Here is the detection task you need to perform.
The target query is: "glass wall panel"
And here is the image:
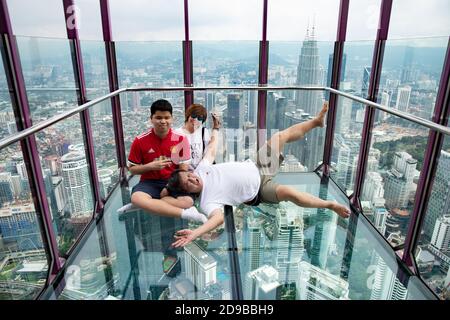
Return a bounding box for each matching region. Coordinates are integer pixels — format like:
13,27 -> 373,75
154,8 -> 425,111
268,0 -> 340,41
330,97 -> 364,195
120,91 -> 186,168
0,43 -> 17,141
268,41 -> 334,86
189,0 -> 262,40
361,111 -> 430,250
378,37 -> 448,121
89,100 -> 119,200
81,40 -> 110,100
109,0 -> 184,41
35,114 -> 95,256
16,36 -> 78,124
116,42 -> 183,88
7,0 -> 67,38
0,143 -> 49,299
414,134 -> 450,300
73,0 -> 103,41
389,0 -> 450,39
346,0 -> 381,41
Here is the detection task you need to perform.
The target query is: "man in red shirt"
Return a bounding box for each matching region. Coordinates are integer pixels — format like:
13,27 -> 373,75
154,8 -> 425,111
127,99 -> 206,223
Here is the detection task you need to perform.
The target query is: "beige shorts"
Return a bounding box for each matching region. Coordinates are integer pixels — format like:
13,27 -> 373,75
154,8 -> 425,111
247,143 -> 284,205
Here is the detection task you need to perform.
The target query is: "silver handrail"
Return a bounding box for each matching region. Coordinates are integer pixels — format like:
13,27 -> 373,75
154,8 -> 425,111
0,85 -> 449,150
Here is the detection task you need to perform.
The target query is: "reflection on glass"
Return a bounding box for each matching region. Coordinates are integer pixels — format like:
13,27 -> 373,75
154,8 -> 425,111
35,114 -> 94,256
0,45 -> 17,141
415,135 -> 450,300
16,37 -> 78,124
46,176 -> 232,300
236,172 -> 429,300
378,37 -> 448,121
0,143 -> 48,299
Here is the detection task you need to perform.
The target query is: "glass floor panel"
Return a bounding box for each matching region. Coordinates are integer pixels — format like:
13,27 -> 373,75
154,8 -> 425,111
42,176 -> 233,300
42,172 -> 436,300
235,172 -> 436,300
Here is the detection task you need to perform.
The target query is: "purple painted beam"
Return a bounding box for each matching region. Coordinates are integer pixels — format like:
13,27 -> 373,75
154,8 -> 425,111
351,0 -> 392,209
99,0 -> 127,178
257,0 -> 269,150
322,0 -> 349,175
0,0 -> 62,277
183,0 -> 193,109
402,37 -> 450,269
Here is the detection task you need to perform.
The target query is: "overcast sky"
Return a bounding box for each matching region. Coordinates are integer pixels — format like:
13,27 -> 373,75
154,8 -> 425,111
6,0 -> 450,41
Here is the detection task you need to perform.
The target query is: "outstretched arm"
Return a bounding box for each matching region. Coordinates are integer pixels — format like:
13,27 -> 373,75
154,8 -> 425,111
171,209 -> 224,247
202,113 -> 221,164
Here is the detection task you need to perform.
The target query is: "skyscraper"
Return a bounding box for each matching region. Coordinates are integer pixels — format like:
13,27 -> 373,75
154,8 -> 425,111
362,66 -> 372,98
370,255 -> 407,300
430,215 -> 450,254
384,152 -> 417,210
243,215 -> 263,273
61,146 -> 94,217
395,86 -> 412,112
184,242 -> 217,292
274,203 -> 304,283
226,93 -> 244,130
245,265 -> 281,300
326,53 -> 347,88
295,26 -> 323,116
297,261 -> 350,300
424,150 -> 450,240
0,203 -> 43,250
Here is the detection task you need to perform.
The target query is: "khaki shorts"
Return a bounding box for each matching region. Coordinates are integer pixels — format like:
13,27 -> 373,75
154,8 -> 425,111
246,143 -> 284,205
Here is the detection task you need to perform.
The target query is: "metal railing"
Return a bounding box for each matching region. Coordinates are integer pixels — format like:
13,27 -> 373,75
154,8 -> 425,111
1,85 -> 449,151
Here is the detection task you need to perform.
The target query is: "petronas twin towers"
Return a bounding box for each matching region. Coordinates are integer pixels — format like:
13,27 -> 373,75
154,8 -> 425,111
294,25 -> 325,171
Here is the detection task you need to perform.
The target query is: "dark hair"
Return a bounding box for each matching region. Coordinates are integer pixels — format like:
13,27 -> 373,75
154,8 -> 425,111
185,104 -> 207,123
166,169 -> 200,198
167,169 -> 188,194
151,99 -> 173,117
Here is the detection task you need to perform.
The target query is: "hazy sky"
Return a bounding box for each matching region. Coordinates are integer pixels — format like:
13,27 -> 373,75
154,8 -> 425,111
6,0 -> 450,41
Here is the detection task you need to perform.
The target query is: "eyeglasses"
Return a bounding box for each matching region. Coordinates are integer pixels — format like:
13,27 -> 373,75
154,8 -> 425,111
190,113 -> 205,122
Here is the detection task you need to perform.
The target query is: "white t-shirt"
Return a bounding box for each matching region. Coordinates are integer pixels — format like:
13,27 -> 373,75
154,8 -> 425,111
194,159 -> 261,216
175,126 -> 210,169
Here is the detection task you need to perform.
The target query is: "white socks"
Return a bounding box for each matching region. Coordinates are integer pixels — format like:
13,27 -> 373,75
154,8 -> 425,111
181,206 -> 207,223
117,203 -> 138,213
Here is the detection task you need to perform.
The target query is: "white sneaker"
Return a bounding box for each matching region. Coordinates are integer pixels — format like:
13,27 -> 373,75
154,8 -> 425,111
117,203 -> 139,213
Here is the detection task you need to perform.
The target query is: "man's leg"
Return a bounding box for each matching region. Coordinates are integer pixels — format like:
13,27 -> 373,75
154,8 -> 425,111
131,191 -> 207,223
267,101 -> 329,155
131,192 -> 183,218
275,184 -> 351,218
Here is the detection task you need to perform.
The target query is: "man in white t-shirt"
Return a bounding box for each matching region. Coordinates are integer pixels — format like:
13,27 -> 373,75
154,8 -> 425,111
168,102 -> 351,248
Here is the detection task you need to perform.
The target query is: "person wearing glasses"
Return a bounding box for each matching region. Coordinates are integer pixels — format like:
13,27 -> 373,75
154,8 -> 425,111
174,104 -> 219,170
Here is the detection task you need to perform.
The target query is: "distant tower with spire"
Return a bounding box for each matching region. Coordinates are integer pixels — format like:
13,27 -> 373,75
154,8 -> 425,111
295,21 -> 322,115
289,22 -> 325,170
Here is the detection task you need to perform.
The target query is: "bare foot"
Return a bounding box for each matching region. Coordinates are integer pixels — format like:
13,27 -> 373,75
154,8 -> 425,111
330,201 -> 351,218
314,101 -> 329,127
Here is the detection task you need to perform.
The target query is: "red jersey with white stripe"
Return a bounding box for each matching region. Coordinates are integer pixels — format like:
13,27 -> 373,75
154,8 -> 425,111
128,128 -> 191,181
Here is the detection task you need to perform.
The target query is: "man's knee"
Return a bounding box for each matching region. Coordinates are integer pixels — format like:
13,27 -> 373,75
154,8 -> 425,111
131,191 -> 152,206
